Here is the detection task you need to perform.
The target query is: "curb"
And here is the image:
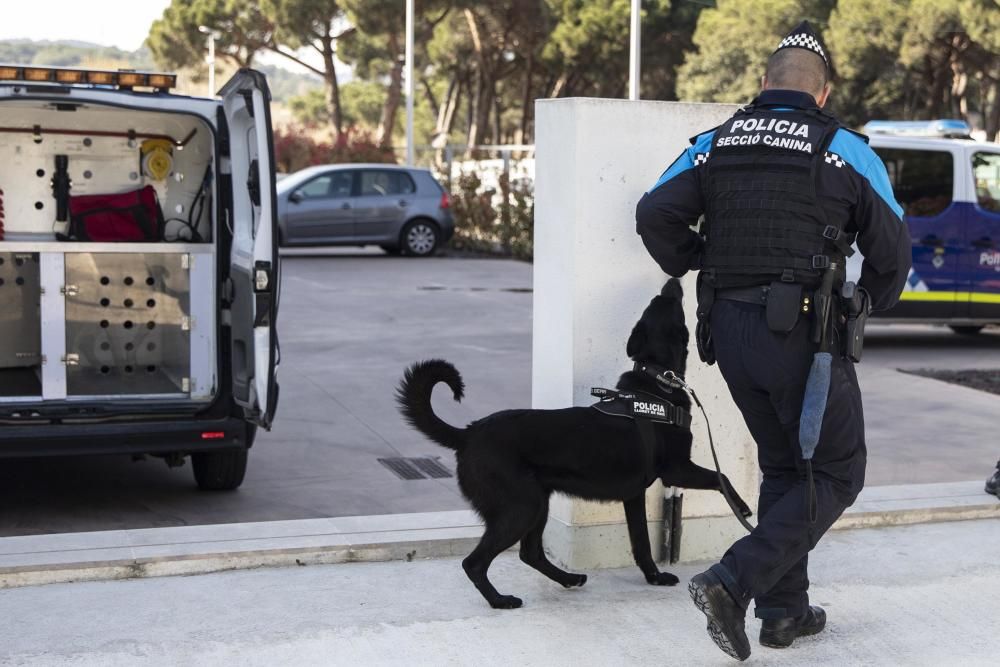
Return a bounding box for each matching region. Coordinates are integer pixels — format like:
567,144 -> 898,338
0,483 -> 996,590
0,511 -> 483,590
834,480 -> 1000,530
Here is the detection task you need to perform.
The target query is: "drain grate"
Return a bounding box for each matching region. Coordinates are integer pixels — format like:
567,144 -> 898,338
378,457 -> 453,480
410,457 -> 453,479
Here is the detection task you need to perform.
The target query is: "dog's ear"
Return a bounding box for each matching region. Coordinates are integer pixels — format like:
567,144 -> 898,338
661,278 -> 683,299
626,321 -> 648,359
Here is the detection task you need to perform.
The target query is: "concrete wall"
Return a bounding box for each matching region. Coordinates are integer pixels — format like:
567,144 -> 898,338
533,97 -> 759,569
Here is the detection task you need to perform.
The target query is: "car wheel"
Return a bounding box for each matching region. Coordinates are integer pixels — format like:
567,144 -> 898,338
401,220 -> 439,256
193,446 -> 249,490
949,325 -> 985,335
381,245 -> 402,255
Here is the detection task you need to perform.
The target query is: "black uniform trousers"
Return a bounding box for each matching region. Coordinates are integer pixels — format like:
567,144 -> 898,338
707,299 -> 867,619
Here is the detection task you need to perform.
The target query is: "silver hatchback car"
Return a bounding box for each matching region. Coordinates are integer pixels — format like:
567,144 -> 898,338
276,164 -> 455,255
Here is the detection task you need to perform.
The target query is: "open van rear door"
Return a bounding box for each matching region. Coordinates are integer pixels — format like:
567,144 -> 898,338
221,69 -> 279,429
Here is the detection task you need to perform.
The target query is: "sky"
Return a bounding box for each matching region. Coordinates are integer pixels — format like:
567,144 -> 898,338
1,0 -> 330,76
2,0 -> 172,51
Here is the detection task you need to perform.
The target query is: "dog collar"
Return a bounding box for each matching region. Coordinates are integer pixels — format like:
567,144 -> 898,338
632,362 -> 688,393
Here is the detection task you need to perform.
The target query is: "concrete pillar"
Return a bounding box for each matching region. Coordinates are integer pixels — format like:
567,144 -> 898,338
533,98 -> 758,569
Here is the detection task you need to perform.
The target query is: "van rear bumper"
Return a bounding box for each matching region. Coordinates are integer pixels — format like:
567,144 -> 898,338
0,416 -> 250,458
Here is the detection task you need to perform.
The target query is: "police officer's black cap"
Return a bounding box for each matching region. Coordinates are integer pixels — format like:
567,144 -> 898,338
773,21 -> 832,74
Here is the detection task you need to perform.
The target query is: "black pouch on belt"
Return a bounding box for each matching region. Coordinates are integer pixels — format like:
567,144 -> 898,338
765,282 -> 803,333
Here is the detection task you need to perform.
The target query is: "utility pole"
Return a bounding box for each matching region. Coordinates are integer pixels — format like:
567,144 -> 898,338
405,0 -> 415,165
198,26 -> 221,97
628,0 -> 641,100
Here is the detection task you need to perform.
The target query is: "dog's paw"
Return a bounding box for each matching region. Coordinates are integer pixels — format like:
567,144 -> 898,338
490,595 -> 523,610
647,571 -> 680,586
562,573 -> 587,588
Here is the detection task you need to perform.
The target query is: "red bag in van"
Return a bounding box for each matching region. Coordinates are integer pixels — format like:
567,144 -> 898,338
64,185 -> 164,242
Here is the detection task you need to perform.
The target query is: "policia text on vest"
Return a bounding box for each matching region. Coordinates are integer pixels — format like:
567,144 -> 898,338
633,22 -> 910,660
716,117 -> 814,153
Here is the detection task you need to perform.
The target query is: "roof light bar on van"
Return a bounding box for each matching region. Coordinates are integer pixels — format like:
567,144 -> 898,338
0,65 -> 177,91
864,119 -> 972,139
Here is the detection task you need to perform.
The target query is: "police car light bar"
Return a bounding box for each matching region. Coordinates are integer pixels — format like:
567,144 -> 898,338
0,65 -> 177,91
864,119 -> 972,139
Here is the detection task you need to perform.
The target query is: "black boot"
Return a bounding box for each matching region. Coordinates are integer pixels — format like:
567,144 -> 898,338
986,461 -> 1000,497
688,570 -> 751,661
759,605 -> 827,648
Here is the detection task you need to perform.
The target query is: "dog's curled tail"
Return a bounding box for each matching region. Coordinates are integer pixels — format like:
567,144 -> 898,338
396,360 -> 467,451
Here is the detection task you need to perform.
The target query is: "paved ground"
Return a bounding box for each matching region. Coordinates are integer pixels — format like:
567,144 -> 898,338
0,251 -> 996,536
860,324 -> 1000,485
0,518 -> 995,665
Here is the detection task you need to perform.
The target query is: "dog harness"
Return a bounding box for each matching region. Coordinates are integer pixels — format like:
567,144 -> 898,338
595,363 -> 756,533
589,387 -> 692,429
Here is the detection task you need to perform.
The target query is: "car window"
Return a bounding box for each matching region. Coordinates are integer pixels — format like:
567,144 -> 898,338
972,152 -> 1000,214
872,148 -> 953,217
295,172 -> 353,199
359,170 -> 416,197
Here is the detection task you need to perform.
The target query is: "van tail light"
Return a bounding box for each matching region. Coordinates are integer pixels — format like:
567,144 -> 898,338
201,431 -> 226,440
439,192 -> 451,210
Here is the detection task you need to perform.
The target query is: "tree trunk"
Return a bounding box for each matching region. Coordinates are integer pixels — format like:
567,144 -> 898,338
519,51 -> 535,144
377,31 -> 404,149
493,92 -> 502,145
987,77 -> 1000,143
435,78 -> 457,137
320,35 -> 343,139
464,9 -> 495,152
466,67 -> 496,151
422,78 -> 440,121
468,80 -> 494,149
549,72 -> 568,98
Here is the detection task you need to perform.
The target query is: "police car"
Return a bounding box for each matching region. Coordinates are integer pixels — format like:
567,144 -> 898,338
848,119 -> 1000,334
0,65 -> 279,489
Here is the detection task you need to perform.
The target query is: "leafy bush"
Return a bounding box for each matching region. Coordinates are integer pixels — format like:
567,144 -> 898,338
273,126 -> 395,173
449,173 -> 533,261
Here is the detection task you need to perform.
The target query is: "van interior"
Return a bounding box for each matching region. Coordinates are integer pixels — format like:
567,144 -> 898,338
0,99 -> 217,407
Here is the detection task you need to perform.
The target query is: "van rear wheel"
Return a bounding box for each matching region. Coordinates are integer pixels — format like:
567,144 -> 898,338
193,446 -> 248,490
949,325 -> 984,335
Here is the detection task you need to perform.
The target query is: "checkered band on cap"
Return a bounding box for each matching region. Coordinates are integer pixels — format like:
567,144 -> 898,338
777,33 -> 827,64
774,21 -> 830,68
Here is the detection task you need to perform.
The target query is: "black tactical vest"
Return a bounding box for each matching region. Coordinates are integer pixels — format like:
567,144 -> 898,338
700,104 -> 852,288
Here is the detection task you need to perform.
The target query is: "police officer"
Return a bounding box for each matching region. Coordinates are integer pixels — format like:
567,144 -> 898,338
635,21 -> 911,661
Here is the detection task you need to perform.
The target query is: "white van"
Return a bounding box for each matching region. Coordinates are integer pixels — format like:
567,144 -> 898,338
0,66 -> 279,489
848,120 -> 1000,333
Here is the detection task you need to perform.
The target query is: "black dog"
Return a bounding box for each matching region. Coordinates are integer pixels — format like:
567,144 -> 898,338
396,279 -> 752,609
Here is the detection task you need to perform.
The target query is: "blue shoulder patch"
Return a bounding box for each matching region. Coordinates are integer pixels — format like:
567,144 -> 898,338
648,130 -> 716,193
828,128 -> 903,220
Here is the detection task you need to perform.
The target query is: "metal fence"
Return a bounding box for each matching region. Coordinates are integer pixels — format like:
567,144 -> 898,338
391,144 -> 536,196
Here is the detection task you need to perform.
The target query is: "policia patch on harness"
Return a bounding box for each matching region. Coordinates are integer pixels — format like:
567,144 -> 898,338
590,387 -> 692,428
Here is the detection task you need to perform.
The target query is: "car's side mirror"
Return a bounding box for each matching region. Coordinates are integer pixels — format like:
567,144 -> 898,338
289,191 -> 303,204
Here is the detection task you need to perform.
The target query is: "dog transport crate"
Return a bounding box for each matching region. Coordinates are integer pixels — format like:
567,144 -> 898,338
0,97 -> 216,404
0,66 -> 279,489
